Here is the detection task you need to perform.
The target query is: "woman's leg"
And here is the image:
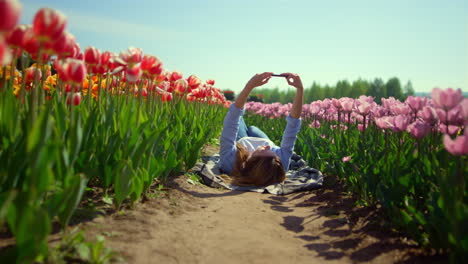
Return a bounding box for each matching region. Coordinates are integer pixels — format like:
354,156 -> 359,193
247,125 -> 271,140
236,116 -> 249,141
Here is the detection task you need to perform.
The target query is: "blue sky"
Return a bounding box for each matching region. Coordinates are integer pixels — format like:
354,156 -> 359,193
20,0 -> 467,93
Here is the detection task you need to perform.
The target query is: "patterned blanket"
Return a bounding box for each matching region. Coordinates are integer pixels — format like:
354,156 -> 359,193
192,153 -> 323,195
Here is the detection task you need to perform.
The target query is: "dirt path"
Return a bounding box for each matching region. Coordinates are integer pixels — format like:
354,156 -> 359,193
81,163 -> 444,263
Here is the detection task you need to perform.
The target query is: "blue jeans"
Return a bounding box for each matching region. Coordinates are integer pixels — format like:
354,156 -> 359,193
236,116 -> 270,141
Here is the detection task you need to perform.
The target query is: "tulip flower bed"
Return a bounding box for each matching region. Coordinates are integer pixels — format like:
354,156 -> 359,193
244,91 -> 467,262
0,1 -> 229,262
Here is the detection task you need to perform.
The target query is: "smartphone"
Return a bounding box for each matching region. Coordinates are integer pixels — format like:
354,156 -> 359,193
271,74 -> 288,77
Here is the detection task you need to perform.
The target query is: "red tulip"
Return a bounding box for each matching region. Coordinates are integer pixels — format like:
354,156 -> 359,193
25,66 -> 42,83
33,8 -> 67,43
62,59 -> 86,84
187,74 -> 201,90
431,87 -> 463,111
170,70 -> 183,82
206,79 -> 215,85
443,134 -> 468,156
161,92 -> 172,102
173,79 -> 188,94
119,47 -> 142,65
126,65 -> 142,83
84,46 -> 101,66
0,0 -> 22,33
141,55 -> 162,77
67,92 -> 82,105
21,27 -> 39,56
0,37 -> 11,65
6,24 -> 27,48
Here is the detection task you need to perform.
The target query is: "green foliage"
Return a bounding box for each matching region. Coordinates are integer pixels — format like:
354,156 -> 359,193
46,228 -> 120,264
247,76 -> 410,104
0,81 -> 225,262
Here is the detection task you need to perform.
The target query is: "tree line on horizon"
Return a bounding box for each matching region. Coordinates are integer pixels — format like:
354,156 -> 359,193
223,77 -> 416,104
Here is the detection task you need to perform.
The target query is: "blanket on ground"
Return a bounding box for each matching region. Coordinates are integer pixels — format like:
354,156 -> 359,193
192,153 -> 323,195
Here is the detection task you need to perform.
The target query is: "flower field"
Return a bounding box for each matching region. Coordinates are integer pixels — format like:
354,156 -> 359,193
0,1 -> 229,262
0,0 -> 467,263
244,92 -> 467,262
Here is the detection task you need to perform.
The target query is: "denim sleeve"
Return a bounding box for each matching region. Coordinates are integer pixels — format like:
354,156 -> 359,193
219,104 -> 244,174
278,115 -> 302,171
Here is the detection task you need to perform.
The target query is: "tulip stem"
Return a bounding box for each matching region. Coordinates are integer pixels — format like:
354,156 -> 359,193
87,73 -> 93,111
0,66 -> 6,93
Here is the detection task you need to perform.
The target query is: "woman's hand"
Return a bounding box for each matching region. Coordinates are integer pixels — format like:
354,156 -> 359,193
244,72 -> 273,90
281,72 -> 303,91
282,73 -> 304,119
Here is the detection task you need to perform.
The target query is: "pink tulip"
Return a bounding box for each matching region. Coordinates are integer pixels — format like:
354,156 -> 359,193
321,98 -> 331,109
356,102 -> 371,115
419,106 -> 438,124
340,98 -> 354,112
332,98 -> 342,109
358,124 -> 365,132
392,115 -> 410,132
461,98 -> 468,120
0,0 -> 22,33
407,120 -> 431,139
405,96 -> 427,112
375,116 -> 392,130
390,103 -> 411,115
309,120 -> 321,128
438,124 -> 461,136
0,37 -> 11,65
431,87 -> 463,111
310,104 -> 321,115
341,156 -> 351,162
358,95 -> 374,103
33,8 -> 67,43
443,134 -> 468,156
84,46 -> 101,66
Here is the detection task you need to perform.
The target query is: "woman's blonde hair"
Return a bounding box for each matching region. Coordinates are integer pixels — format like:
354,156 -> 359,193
229,143 -> 286,186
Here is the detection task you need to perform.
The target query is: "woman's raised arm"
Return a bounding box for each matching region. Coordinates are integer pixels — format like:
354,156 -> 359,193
234,72 -> 273,109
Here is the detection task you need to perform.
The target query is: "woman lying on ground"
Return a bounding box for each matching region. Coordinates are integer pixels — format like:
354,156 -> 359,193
219,72 -> 304,186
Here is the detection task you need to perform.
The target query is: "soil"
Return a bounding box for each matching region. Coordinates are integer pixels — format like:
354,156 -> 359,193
79,145 -> 446,264
0,144 -> 447,263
